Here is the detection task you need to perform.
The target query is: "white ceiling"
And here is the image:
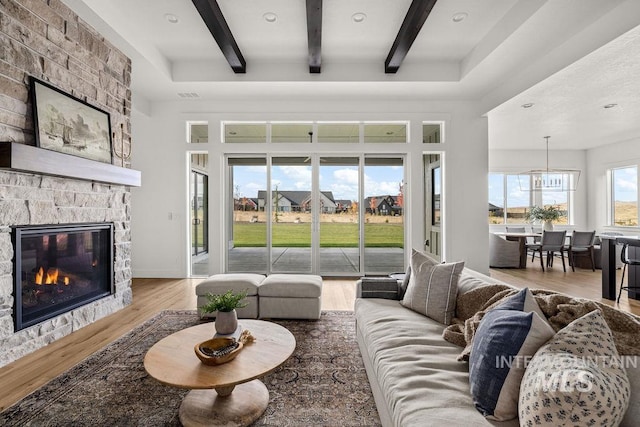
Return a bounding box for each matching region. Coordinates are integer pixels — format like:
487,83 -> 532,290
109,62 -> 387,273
62,0 -> 640,150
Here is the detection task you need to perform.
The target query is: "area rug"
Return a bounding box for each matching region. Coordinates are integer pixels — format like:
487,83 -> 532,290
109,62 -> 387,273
0,310 -> 380,426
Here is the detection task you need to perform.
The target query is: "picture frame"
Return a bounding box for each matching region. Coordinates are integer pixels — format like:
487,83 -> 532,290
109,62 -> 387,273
30,77 -> 113,164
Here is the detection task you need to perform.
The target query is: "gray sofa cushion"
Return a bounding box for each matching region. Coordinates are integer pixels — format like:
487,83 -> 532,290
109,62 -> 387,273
258,274 -> 322,298
355,298 -> 519,427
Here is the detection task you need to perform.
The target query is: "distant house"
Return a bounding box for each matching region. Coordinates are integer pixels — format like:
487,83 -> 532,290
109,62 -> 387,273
234,197 -> 258,211
335,199 -> 353,213
488,203 -> 504,217
365,195 -> 401,216
256,191 -> 337,213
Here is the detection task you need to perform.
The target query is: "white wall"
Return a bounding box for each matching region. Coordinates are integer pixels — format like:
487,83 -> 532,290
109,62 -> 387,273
586,136 -> 640,234
130,109 -> 188,277
489,149 -> 588,232
130,98 -> 490,277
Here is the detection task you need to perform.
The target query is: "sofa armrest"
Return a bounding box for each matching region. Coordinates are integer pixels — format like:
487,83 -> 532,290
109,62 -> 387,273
356,277 -> 402,300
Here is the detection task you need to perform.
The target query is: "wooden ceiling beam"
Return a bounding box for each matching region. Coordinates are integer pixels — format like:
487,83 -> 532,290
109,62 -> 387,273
191,0 -> 246,73
385,0 -> 438,73
306,0 -> 323,73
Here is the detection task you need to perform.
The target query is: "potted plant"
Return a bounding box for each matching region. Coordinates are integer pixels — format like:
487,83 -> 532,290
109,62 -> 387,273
525,204 -> 564,230
200,289 -> 248,335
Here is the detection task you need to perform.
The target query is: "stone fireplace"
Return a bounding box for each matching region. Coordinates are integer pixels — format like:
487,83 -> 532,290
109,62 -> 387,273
13,222 -> 114,331
0,0 -> 135,368
0,171 -> 134,367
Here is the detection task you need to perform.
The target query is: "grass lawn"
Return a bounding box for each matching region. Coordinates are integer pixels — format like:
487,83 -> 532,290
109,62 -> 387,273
232,222 -> 403,247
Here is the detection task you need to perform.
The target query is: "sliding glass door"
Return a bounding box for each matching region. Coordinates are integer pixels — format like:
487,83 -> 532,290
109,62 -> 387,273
271,157 -> 312,272
319,157 -> 360,274
228,157 -> 268,273
226,155 -> 404,275
363,157 -> 405,273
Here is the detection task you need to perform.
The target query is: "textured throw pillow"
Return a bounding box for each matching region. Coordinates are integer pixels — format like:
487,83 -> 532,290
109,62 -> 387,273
469,309 -> 556,421
401,249 -> 464,324
495,287 -> 548,323
519,310 -> 630,427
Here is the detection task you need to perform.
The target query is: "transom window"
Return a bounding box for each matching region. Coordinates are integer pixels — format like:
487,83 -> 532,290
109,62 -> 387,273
222,121 -> 408,144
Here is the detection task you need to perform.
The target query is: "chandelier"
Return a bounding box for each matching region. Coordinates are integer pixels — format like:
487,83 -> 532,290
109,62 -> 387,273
518,136 -> 580,192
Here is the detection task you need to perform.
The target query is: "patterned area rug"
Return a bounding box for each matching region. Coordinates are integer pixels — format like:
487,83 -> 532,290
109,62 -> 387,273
0,310 -> 380,426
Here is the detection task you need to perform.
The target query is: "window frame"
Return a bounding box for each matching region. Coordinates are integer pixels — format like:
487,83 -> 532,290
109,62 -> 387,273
609,165 -> 639,227
489,172 -> 573,225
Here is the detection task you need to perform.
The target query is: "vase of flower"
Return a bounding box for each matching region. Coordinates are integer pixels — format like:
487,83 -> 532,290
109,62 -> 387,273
525,204 -> 564,231
199,289 -> 248,335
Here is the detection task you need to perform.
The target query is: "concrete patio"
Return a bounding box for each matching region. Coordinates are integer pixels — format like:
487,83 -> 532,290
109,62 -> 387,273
192,247 -> 405,277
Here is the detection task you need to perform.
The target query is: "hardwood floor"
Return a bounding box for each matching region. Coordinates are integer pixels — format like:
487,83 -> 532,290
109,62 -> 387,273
0,269 -> 637,411
0,277 -> 357,411
489,265 -> 640,316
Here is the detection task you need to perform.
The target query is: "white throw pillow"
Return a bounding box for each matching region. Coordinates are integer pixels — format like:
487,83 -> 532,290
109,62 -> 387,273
519,310 -> 630,426
401,249 -> 464,325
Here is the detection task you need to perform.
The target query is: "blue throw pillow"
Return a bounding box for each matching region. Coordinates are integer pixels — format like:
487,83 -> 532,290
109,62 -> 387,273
469,309 -> 555,421
495,287 -> 548,323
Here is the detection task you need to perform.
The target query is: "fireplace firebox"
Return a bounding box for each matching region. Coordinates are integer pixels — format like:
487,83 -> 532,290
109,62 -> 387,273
12,223 -> 114,331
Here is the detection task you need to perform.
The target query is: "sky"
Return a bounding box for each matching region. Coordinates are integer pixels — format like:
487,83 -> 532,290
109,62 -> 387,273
612,166 -> 638,202
233,164 -> 404,201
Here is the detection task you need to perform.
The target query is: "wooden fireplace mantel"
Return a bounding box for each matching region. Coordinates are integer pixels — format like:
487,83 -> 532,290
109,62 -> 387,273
0,142 -> 141,187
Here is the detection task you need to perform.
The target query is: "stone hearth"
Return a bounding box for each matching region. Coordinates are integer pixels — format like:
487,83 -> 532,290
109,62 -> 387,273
0,171 -> 132,367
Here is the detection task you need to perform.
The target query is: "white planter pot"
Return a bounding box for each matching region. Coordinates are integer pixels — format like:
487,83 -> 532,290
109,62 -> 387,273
543,220 -> 554,231
215,310 -> 238,335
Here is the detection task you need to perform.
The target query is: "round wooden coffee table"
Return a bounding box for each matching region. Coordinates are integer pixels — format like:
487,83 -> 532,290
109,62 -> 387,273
144,319 -> 296,427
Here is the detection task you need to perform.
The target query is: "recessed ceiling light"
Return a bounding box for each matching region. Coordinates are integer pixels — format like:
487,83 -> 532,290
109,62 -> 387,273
263,12 -> 277,23
521,103 -> 534,108
352,13 -> 367,23
164,13 -> 179,24
603,103 -> 618,109
452,12 -> 468,23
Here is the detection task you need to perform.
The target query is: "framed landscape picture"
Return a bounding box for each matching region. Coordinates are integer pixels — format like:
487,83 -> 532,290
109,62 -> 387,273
31,77 -> 113,164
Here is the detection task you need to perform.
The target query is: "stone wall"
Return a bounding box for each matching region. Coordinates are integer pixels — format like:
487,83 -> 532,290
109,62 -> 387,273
0,0 -> 133,367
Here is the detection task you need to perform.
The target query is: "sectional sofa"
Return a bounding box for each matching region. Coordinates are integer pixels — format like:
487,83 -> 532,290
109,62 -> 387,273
355,252 -> 640,427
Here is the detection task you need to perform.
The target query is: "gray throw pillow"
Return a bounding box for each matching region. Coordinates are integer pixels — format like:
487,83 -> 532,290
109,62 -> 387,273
401,249 -> 464,324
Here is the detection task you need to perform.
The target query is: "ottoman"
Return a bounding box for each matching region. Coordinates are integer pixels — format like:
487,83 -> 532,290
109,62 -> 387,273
258,274 -> 323,319
195,273 -> 265,318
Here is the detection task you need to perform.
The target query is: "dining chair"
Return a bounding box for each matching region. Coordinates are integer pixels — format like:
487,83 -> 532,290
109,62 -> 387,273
527,226 -> 543,261
568,230 -> 596,271
534,230 -> 567,272
504,226 -> 526,244
616,243 -> 640,303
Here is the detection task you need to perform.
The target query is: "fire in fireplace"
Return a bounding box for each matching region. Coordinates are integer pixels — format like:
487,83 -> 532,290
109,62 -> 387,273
12,223 -> 114,331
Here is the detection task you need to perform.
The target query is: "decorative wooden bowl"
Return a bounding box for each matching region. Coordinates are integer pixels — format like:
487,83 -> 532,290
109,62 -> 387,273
194,337 -> 244,365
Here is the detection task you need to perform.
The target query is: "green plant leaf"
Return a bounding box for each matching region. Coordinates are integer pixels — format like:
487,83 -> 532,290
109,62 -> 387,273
199,289 -> 248,313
